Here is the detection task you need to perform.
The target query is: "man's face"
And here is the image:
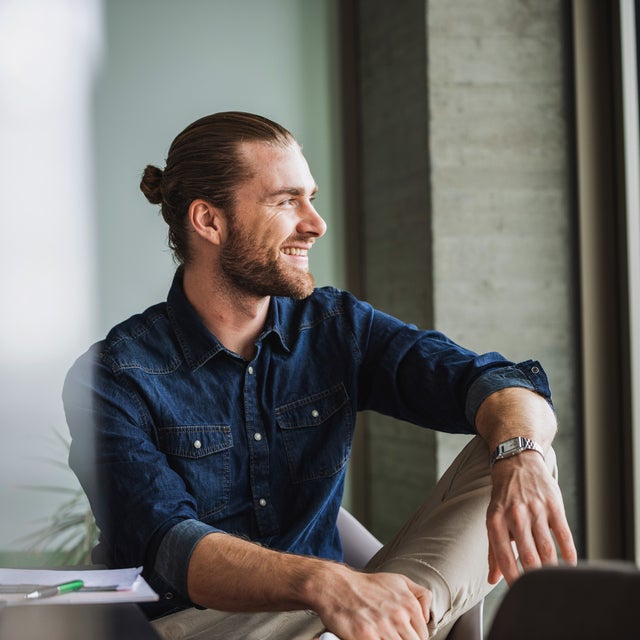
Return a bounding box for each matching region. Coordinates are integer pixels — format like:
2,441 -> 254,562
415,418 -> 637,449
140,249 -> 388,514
219,141 -> 327,300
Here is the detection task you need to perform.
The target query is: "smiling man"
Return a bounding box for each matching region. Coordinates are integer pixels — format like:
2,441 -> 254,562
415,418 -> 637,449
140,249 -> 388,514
216,142 -> 323,301
63,112 -> 576,640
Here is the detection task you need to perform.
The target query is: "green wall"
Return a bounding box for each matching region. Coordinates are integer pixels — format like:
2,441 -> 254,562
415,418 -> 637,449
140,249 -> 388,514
93,0 -> 345,335
0,0 -> 344,555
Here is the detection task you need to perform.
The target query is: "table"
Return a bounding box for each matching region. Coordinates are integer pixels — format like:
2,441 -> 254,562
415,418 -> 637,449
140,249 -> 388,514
0,603 -> 161,639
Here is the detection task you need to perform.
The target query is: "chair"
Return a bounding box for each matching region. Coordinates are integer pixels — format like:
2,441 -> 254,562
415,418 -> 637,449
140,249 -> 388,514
486,562 -> 640,640
337,507 -> 483,639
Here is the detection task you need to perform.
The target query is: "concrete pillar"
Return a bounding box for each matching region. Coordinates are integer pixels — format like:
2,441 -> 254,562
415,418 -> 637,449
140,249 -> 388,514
353,0 -> 581,566
355,0 -> 438,541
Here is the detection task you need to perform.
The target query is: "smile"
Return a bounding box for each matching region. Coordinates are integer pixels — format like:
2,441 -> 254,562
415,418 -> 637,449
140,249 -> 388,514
281,247 -> 309,256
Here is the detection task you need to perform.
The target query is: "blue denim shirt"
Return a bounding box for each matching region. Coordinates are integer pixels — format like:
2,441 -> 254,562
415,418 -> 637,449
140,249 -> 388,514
63,269 -> 551,618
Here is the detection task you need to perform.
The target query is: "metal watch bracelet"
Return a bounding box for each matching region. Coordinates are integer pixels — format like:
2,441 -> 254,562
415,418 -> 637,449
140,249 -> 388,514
490,436 -> 545,467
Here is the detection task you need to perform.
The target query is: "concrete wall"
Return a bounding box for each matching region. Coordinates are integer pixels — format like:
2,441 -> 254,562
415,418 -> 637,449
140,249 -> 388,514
428,2 -> 579,506
355,1 -> 581,620
356,0 -> 438,539
428,0 -> 580,621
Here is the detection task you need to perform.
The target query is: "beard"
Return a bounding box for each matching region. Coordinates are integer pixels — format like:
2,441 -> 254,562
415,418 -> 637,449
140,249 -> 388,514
220,223 -> 316,300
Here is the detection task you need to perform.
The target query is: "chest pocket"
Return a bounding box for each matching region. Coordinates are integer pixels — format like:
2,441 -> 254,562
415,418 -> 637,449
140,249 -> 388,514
276,384 -> 353,484
158,425 -> 233,518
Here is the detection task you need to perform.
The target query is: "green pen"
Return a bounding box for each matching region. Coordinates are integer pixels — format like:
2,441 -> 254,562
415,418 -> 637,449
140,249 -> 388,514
25,580 -> 84,600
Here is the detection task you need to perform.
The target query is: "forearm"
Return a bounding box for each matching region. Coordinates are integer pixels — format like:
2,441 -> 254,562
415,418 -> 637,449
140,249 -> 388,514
186,532 -> 432,640
474,386 -> 557,452
187,531 -> 339,612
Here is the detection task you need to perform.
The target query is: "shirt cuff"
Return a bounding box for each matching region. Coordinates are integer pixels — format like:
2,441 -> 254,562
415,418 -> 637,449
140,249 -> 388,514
155,518 -> 220,600
465,359 -> 553,427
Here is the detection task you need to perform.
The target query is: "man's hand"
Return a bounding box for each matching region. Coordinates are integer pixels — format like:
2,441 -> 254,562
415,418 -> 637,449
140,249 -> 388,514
309,566 -> 432,640
486,451 -> 577,585
188,532 -> 431,640
475,386 -> 578,586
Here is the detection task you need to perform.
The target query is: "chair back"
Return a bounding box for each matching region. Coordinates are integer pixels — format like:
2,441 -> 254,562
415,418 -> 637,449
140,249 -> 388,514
487,562 -> 640,640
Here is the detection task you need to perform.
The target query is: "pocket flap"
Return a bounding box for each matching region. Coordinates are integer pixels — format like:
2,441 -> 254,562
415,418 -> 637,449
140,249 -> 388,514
159,425 -> 233,459
276,384 -> 348,430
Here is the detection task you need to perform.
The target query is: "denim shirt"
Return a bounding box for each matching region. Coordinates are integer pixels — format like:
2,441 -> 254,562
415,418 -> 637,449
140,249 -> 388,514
62,270 -> 551,618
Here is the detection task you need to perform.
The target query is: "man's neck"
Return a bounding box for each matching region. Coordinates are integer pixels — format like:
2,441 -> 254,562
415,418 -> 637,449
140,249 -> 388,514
182,265 -> 270,361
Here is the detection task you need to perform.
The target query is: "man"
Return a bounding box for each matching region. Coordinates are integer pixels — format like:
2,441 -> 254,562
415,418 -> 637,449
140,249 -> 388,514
63,111 -> 576,640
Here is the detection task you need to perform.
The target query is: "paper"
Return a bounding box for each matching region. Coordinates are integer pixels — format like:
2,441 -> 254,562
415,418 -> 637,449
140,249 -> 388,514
0,566 -> 158,605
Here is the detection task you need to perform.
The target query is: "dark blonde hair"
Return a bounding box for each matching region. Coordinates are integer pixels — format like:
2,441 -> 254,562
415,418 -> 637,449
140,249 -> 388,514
140,111 -> 295,264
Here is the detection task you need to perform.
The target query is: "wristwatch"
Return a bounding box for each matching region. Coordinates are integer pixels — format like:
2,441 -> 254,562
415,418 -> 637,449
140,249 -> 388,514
490,436 -> 545,467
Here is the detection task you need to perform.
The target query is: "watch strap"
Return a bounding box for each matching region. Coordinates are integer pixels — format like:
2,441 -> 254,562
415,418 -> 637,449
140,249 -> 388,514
490,436 -> 545,467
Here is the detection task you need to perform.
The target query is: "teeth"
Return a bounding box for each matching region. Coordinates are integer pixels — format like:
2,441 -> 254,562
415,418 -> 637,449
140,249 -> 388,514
281,247 -> 308,256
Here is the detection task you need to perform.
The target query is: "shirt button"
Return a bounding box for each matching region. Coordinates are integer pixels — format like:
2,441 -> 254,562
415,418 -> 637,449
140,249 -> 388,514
311,409 -> 319,418
193,440 -> 202,449
259,498 -> 267,507
248,366 -> 254,375
531,365 -> 540,374
253,433 -> 262,441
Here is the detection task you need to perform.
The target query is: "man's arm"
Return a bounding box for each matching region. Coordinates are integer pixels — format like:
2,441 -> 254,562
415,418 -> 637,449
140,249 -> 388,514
474,387 -> 578,585
186,532 -> 432,640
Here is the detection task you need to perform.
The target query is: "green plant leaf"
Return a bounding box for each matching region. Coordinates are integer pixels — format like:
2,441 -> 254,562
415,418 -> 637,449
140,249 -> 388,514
18,431 -> 100,566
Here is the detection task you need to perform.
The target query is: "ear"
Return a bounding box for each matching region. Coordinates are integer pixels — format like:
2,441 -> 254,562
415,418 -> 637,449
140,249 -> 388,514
188,199 -> 225,246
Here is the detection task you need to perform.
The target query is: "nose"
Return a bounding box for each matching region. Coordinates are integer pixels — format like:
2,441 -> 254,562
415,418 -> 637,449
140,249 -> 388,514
297,200 -> 327,239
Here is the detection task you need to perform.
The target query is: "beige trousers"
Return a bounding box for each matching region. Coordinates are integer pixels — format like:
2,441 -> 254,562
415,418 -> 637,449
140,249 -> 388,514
152,436 -> 557,640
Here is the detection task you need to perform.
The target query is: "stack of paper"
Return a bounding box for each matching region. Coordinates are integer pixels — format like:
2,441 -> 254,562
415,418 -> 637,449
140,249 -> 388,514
0,566 -> 158,605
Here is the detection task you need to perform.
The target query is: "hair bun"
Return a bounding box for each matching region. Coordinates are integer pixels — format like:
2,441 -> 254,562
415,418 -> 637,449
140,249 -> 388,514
140,164 -> 164,204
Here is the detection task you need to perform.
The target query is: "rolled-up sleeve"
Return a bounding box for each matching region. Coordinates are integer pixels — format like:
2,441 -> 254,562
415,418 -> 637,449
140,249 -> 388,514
348,295 -> 554,434
63,346 -> 218,606
154,519 -> 220,601
464,359 -> 554,427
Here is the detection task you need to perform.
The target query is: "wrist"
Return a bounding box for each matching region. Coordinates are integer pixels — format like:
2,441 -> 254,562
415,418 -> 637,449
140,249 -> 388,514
476,387 -> 557,451
297,557 -> 351,613
490,436 -> 545,467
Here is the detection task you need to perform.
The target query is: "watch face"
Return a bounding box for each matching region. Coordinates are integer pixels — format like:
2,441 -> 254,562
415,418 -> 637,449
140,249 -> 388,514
502,439 -> 523,454
492,437 -> 543,467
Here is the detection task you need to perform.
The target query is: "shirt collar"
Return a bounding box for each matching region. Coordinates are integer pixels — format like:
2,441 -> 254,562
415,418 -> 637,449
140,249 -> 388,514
261,297 -> 290,353
166,269 -> 290,370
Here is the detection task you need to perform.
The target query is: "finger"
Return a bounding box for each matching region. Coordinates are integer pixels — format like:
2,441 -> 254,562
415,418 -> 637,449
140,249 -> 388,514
508,502 -> 546,577
531,512 -> 558,567
388,606 -> 427,640
377,611 -> 420,640
407,581 -> 431,619
556,525 -> 578,565
548,500 -> 578,566
409,607 -> 430,640
487,541 -> 503,585
406,582 -> 431,639
487,508 -> 520,585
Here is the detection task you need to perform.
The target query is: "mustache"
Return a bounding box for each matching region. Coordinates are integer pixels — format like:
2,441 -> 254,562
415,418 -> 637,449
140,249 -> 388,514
281,235 -> 315,246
